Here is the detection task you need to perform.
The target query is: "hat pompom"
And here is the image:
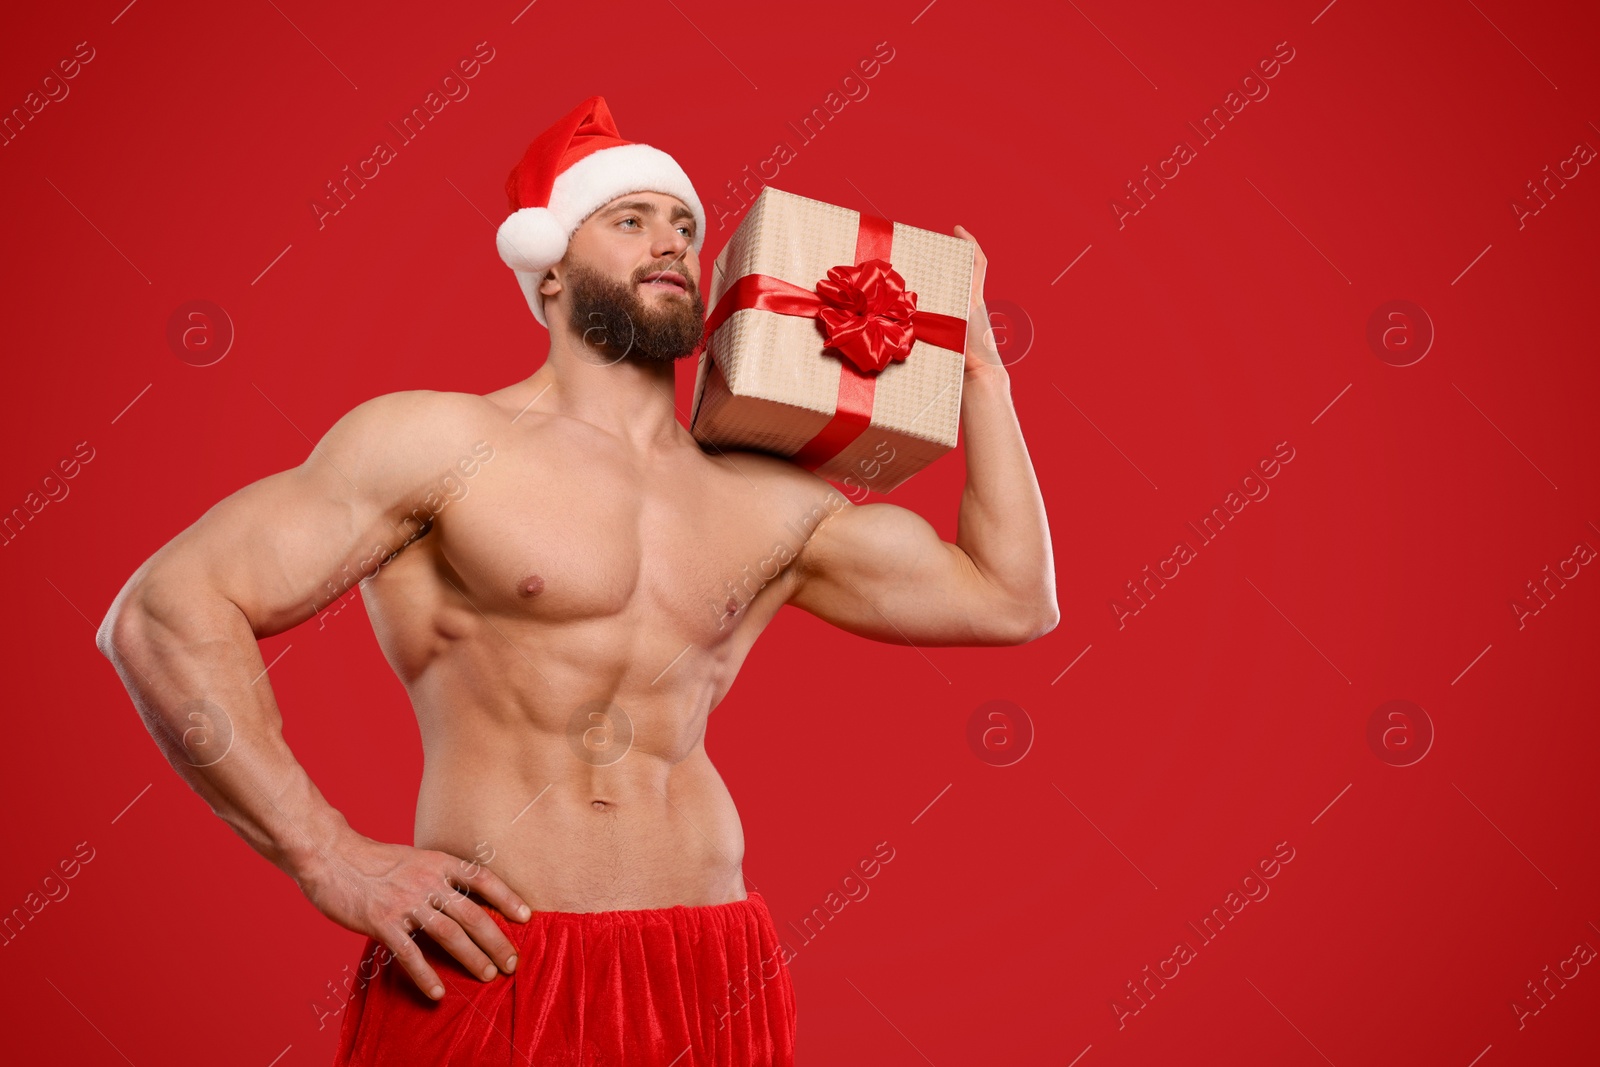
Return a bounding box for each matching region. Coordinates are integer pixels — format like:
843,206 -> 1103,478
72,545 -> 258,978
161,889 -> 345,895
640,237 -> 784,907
496,207 -> 568,273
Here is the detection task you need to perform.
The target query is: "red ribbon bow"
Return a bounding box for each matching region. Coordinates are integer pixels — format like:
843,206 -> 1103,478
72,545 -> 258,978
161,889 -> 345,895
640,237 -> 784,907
698,260 -> 965,377
813,258 -> 920,374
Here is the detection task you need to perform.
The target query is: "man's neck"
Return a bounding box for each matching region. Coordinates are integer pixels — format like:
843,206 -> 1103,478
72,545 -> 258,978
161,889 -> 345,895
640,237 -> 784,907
522,333 -> 686,450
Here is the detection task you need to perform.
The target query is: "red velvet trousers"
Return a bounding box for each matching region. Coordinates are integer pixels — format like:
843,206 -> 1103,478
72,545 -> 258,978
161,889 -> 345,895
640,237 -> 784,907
330,891 -> 797,1066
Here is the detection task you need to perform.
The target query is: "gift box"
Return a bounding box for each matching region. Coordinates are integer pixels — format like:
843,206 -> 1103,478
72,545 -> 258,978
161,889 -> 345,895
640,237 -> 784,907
689,185 -> 974,495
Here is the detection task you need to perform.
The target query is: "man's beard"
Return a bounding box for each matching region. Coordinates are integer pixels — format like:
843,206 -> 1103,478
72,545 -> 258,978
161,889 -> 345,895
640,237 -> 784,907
564,261 -> 707,365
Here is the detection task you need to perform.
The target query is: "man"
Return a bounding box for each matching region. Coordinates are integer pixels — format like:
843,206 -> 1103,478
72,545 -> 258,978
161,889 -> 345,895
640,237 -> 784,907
96,96 -> 1057,1065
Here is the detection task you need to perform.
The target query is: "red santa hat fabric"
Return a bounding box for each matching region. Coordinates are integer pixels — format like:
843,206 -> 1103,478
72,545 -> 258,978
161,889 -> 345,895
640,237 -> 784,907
497,95 -> 706,328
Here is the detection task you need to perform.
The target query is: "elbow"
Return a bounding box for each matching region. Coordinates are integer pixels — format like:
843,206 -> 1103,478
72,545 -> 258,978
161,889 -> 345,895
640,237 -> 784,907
1014,599 -> 1060,644
981,588 -> 1059,646
97,582 -> 148,666
98,570 -> 173,667
95,612 -> 117,661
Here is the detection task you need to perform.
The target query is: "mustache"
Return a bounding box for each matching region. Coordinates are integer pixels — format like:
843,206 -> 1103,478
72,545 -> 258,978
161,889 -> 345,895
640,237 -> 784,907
640,273 -> 697,294
638,262 -> 696,292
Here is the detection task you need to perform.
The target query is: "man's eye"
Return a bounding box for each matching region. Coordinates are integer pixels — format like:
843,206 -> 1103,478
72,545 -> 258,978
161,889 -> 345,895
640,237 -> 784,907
618,216 -> 692,239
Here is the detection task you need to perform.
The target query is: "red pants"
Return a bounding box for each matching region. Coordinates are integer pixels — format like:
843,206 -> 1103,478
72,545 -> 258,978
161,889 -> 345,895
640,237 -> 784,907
331,891 -> 797,1066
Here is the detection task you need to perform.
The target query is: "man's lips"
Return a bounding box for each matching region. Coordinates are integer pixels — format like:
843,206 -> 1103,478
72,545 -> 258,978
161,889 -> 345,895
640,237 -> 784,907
641,271 -> 689,292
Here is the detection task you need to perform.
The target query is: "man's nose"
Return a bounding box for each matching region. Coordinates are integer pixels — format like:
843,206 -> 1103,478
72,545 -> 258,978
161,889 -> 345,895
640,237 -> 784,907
652,222 -> 691,260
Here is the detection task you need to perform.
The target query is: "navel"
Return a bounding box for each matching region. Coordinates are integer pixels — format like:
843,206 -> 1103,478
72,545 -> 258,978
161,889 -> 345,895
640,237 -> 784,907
518,573 -> 546,598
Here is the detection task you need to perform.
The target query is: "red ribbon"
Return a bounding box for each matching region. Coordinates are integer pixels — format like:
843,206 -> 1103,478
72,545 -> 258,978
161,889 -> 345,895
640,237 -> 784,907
698,212 -> 967,472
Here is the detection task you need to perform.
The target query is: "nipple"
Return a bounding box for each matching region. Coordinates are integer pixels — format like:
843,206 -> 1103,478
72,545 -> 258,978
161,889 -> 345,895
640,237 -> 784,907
519,574 -> 546,597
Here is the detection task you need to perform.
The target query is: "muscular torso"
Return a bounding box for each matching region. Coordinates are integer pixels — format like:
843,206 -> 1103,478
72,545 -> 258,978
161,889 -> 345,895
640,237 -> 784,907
357,380 -> 824,912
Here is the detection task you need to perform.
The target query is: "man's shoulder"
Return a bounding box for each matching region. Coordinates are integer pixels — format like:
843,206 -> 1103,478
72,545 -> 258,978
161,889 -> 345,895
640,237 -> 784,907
314,390 -> 508,485
328,389 -> 506,450
342,388 -> 503,428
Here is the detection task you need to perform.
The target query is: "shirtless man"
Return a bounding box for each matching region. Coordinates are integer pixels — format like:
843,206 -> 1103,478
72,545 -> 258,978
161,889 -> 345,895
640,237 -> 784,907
96,97 -> 1056,1064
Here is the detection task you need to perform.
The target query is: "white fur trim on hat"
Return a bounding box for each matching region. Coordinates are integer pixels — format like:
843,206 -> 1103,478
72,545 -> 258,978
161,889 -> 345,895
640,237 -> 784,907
498,142 -> 706,329
547,142 -> 706,252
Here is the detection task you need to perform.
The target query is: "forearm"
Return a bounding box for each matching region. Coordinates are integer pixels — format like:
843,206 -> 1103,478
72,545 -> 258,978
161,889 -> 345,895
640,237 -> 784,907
98,576 -> 354,882
954,352 -> 1059,624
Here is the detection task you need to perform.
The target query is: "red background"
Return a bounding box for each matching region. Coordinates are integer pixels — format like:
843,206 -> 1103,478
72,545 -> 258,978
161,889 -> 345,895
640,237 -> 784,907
3,1 -> 1598,1063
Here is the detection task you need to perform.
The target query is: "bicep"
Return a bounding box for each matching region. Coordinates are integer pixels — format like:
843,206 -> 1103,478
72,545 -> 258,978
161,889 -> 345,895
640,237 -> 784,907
787,500 -> 1033,647
149,460 -> 403,637
130,393 -> 468,638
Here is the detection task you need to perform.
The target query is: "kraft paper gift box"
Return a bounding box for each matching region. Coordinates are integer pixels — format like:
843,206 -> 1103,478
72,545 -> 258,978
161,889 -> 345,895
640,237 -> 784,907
689,185 -> 975,495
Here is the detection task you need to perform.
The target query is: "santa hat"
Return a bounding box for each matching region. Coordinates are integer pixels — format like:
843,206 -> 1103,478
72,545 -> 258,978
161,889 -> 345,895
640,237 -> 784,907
497,95 -> 706,328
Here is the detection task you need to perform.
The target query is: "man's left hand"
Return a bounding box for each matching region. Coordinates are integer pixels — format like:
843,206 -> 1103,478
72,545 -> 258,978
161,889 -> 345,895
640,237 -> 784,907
952,225 -> 1004,377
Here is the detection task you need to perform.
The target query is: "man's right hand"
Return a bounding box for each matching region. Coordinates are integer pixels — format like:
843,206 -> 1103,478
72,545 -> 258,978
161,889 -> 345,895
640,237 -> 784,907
296,833 -> 535,1001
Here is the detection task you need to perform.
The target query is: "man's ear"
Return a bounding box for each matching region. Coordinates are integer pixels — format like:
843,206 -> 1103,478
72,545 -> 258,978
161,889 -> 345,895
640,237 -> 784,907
537,268 -> 561,299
